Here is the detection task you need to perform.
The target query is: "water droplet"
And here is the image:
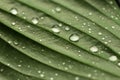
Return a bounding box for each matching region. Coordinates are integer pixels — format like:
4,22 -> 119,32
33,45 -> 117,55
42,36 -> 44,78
8,40 -> 12,44
22,46 -> 26,49
55,73 -> 58,76
0,69 -> 4,72
109,56 -> 117,61
40,74 -> 44,77
52,25 -> 60,33
69,34 -> 80,42
58,23 -> 62,27
11,22 -> 16,26
17,64 -> 22,67
32,17 -> 39,24
88,12 -> 92,16
87,74 -> 92,77
38,70 -> 41,73
65,26 -> 70,31
118,62 -> 120,66
64,67 -> 68,70
10,8 -> 18,15
112,26 -> 115,29
75,77 -> 79,80
90,46 -> 98,53
13,41 -> 19,46
50,77 -> 54,80
55,7 -> 61,12
98,32 -> 102,35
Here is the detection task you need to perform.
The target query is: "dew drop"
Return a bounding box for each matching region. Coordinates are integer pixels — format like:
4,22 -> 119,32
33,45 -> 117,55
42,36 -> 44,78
98,32 -> 102,35
118,62 -> 120,66
11,22 -> 16,26
17,64 -> 22,67
38,70 -> 41,73
50,77 -> 54,80
13,41 -> 19,46
109,56 -> 117,61
65,26 -> 70,31
90,46 -> 98,53
40,74 -> 44,77
55,73 -> 58,76
87,74 -> 92,77
69,34 -> 80,42
10,8 -> 18,15
75,77 -> 79,80
52,25 -> 60,33
55,7 -> 61,12
88,12 -> 92,16
0,69 -> 4,72
32,17 -> 39,24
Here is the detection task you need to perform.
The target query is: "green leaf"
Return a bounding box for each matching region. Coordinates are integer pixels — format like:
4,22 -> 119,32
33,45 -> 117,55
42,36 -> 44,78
0,0 -> 120,80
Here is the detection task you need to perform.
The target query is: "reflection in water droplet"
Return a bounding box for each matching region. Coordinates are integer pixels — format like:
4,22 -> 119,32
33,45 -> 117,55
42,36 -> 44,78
69,34 -> 80,42
32,17 -> 39,24
109,56 -> 117,61
90,46 -> 98,53
52,25 -> 60,33
10,8 -> 18,15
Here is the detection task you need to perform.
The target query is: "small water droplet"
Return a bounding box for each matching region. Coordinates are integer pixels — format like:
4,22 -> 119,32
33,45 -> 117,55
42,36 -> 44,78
8,40 -> 12,44
38,70 -> 41,73
111,26 -> 115,29
90,46 -> 98,53
87,74 -> 92,77
58,23 -> 62,27
75,77 -> 79,80
118,62 -> 120,66
50,77 -> 54,80
0,69 -> 4,72
98,32 -> 102,35
69,34 -> 80,42
22,46 -> 26,49
40,74 -> 44,77
52,25 -> 60,33
10,8 -> 18,15
88,12 -> 92,16
11,22 -> 16,26
109,56 -> 117,61
55,7 -> 61,12
17,64 -> 22,67
55,73 -> 58,76
32,17 -> 39,24
65,26 -> 70,31
13,41 -> 19,46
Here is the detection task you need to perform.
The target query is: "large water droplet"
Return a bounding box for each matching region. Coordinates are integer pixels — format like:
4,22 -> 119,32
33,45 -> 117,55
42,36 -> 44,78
90,46 -> 98,53
69,34 -> 80,42
52,25 -> 60,33
10,8 -> 18,15
109,56 -> 117,61
32,17 -> 39,24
